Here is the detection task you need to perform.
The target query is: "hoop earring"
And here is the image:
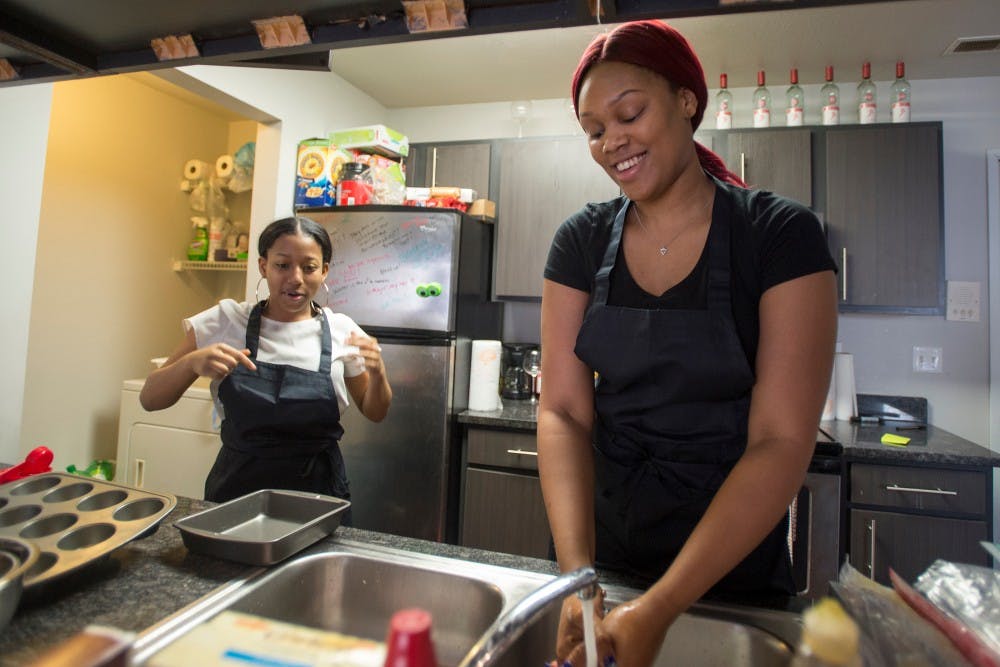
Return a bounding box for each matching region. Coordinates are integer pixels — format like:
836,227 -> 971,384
313,282 -> 330,311
255,277 -> 269,305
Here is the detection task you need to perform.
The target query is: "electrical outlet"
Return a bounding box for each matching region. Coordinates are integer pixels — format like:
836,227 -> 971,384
913,346 -> 943,373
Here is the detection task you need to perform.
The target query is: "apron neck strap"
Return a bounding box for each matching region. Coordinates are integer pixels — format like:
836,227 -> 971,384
246,302 -> 334,373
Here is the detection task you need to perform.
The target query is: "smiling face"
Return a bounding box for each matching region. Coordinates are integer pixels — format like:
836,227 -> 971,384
258,231 -> 330,322
577,61 -> 701,204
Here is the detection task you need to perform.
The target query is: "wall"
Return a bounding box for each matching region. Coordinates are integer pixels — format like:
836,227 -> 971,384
0,84 -> 53,463
19,74 -> 239,469
389,75 -> 1000,446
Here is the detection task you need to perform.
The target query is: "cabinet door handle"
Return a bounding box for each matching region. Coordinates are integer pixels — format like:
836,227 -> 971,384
506,449 -> 538,457
867,518 -> 876,579
431,147 -> 438,187
739,152 -> 747,182
885,484 -> 958,496
840,247 -> 848,301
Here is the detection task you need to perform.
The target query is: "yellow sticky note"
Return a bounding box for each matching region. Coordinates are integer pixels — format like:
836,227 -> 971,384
881,432 -> 910,447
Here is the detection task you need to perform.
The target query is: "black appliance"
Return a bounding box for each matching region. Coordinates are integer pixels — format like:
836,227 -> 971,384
501,343 -> 535,400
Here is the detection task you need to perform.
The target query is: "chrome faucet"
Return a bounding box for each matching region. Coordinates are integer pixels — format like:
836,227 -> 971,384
458,566 -> 599,667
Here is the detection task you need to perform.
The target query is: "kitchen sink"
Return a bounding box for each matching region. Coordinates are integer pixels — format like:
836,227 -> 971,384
129,540 -> 800,666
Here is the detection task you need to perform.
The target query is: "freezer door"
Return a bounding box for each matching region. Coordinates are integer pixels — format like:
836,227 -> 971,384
309,208 -> 460,333
337,340 -> 455,541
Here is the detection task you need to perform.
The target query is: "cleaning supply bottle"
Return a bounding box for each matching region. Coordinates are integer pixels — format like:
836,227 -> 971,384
791,597 -> 863,666
187,217 -> 209,261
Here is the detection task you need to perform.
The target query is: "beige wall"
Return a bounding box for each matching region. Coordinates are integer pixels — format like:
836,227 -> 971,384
20,74 -> 247,469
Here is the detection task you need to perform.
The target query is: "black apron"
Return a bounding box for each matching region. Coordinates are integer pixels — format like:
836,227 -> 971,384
205,302 -> 351,521
574,196 -> 793,597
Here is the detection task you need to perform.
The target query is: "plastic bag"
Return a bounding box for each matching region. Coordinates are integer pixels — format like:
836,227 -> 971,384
829,561 -> 969,666
914,560 -> 1000,661
67,460 -> 115,481
227,142 -> 255,194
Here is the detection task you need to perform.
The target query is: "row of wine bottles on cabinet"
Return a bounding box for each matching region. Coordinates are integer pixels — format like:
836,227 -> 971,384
714,62 -> 911,129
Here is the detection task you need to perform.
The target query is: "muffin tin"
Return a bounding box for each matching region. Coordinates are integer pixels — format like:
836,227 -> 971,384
0,473 -> 176,588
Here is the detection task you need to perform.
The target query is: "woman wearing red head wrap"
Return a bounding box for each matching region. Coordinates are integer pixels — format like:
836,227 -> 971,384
538,20 -> 838,666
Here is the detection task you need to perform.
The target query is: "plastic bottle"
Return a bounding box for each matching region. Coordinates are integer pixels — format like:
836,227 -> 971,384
791,597 -> 863,667
187,217 -> 209,261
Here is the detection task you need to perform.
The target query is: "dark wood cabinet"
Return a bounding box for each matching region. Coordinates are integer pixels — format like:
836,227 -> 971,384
460,428 -> 551,558
494,136 -> 620,299
716,128 -> 812,205
847,462 -> 991,585
406,141 -> 492,200
822,123 -> 944,313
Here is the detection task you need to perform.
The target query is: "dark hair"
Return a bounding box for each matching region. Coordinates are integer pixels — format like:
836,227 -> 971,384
258,216 -> 332,264
571,20 -> 745,187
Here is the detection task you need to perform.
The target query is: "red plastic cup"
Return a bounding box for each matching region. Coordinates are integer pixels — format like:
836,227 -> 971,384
384,608 -> 437,667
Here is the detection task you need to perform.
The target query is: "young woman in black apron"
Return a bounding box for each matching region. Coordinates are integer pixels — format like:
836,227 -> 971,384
140,217 -> 392,519
538,22 -> 837,667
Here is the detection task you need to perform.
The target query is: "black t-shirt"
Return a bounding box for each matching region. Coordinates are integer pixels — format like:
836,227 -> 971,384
543,179 -> 837,367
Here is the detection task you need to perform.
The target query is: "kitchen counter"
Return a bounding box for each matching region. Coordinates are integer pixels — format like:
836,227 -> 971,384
459,402 -> 1000,467
0,494 -> 807,666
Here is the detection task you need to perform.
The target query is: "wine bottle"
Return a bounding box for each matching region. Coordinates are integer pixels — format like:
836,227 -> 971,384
890,61 -> 911,123
857,61 -> 877,125
715,73 -> 734,130
820,66 -> 840,126
785,68 -> 804,126
752,70 -> 771,128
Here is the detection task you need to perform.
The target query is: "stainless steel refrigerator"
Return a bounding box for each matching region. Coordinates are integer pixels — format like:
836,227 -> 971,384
304,206 -> 503,542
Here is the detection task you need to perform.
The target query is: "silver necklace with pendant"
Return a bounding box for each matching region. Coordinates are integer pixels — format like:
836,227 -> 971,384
632,206 -> 688,257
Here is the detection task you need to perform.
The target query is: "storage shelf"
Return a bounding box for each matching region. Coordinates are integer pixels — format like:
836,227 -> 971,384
172,260 -> 247,272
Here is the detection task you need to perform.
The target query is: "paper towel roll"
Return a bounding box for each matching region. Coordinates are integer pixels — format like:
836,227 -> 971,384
821,365 -> 837,421
468,340 -> 502,411
833,352 -> 857,421
215,154 -> 234,179
184,159 -> 210,180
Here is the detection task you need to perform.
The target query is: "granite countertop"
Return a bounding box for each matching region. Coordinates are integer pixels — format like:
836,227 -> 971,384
458,402 -> 1000,468
0,493 -> 807,666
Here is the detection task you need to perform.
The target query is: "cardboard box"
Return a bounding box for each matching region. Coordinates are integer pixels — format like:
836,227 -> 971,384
468,198 -> 496,220
329,124 -> 409,159
293,138 -> 352,208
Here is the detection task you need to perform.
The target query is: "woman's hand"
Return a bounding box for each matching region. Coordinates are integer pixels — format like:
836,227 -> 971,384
555,588 -> 614,666
596,594 -> 675,667
347,333 -> 385,377
187,343 -> 256,380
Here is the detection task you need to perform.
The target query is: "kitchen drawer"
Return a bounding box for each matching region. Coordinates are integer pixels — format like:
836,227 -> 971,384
850,463 -> 986,515
467,429 -> 538,471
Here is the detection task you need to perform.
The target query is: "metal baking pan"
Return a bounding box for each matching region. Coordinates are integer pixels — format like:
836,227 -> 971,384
0,473 -> 176,588
174,489 -> 350,566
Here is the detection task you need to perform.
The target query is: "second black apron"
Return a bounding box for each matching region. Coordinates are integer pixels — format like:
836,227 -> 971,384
205,302 -> 351,519
574,194 -> 793,596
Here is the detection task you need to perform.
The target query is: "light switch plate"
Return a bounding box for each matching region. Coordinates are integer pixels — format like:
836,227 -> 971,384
947,280 -> 981,322
913,346 -> 943,373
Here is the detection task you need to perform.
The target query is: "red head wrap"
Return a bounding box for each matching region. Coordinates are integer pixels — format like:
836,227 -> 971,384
571,20 -> 745,187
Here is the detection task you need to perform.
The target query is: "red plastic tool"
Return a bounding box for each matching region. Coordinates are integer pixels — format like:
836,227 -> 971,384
0,446 -> 54,484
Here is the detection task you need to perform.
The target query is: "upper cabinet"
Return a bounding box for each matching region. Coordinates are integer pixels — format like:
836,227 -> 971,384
821,123 -> 944,313
716,129 -> 813,206
494,136 -> 620,299
406,141 -> 492,199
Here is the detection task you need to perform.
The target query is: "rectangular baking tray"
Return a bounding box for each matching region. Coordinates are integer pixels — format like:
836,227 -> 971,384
174,489 -> 350,566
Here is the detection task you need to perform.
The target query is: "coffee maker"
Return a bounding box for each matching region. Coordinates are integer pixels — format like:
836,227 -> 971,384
501,343 -> 535,400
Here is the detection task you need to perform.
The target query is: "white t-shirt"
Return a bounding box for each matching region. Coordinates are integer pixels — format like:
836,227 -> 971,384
184,299 -> 368,419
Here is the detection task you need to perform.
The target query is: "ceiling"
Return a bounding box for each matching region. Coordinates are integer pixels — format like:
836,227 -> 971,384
328,0 -> 1000,107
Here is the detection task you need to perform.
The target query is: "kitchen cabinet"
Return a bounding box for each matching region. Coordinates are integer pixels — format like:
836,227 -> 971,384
822,122 -> 944,313
406,141 -> 492,200
494,136 -> 620,299
460,427 -> 551,558
715,128 -> 812,206
847,462 -> 991,585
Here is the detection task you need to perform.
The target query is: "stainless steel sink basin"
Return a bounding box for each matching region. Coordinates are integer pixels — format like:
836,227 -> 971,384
130,540 -> 800,666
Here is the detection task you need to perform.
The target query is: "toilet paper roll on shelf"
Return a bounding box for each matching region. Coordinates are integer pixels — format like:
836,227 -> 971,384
833,352 -> 857,421
215,154 -> 234,179
468,340 -> 502,411
183,159 -> 210,180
